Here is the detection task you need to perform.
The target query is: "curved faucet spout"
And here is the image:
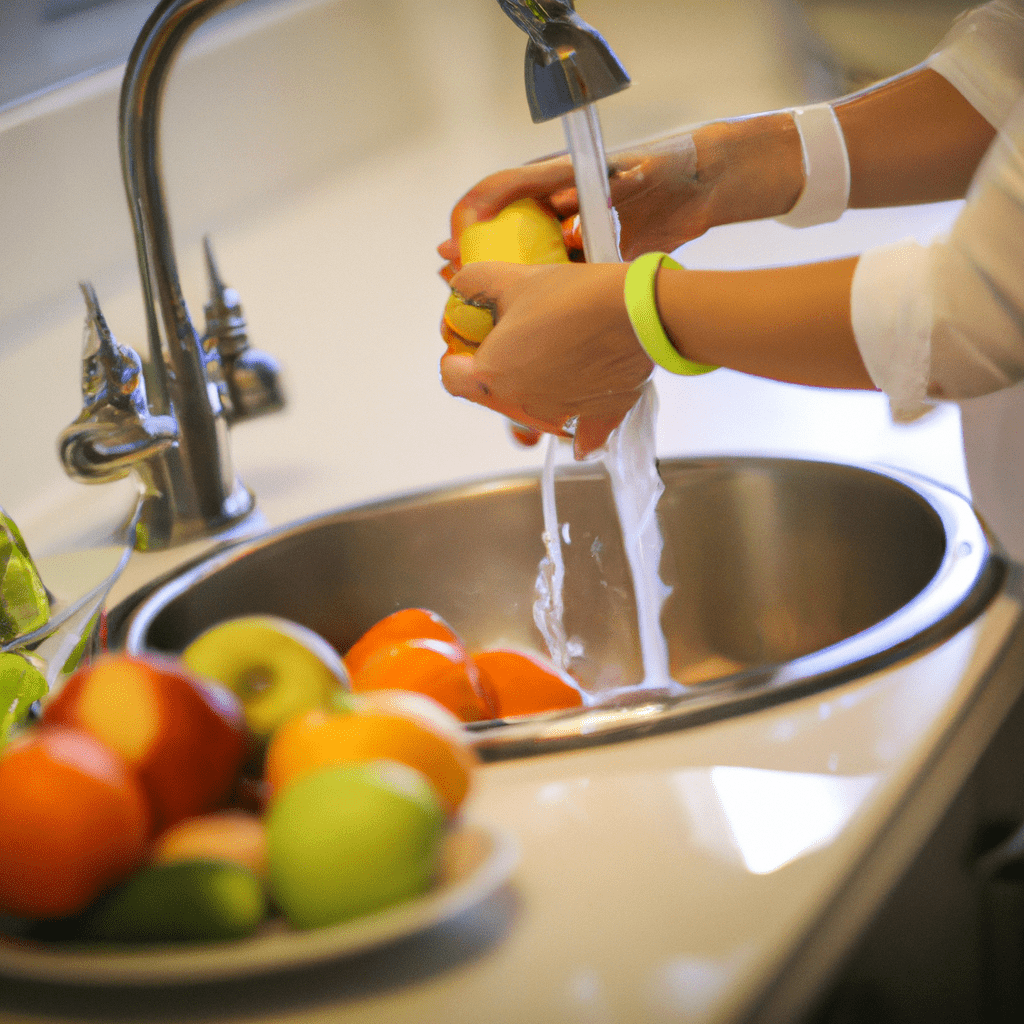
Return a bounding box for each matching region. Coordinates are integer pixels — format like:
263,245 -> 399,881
109,0 -> 279,548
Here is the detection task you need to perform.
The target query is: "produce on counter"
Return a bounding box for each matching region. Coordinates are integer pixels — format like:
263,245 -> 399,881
181,614 -> 352,741
152,808 -> 268,880
74,861 -> 268,943
264,692 -> 478,815
0,604 -> 578,945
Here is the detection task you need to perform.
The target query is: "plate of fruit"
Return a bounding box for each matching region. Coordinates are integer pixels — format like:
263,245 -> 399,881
0,609 -> 545,984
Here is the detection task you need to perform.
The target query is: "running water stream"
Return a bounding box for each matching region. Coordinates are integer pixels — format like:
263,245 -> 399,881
532,102 -> 676,692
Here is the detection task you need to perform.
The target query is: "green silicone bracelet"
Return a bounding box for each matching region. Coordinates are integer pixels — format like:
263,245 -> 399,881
624,252 -> 718,376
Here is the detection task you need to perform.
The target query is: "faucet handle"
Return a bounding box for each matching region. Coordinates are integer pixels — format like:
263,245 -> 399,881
59,283 -> 179,484
201,237 -> 285,425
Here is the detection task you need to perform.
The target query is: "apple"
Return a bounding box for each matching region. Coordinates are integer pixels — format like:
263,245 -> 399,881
181,615 -> 351,741
265,760 -> 446,929
41,653 -> 248,834
442,198 -> 569,352
457,198 -> 569,266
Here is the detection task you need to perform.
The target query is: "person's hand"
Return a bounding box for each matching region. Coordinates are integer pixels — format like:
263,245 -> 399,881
437,131 -> 710,274
437,113 -> 805,280
439,261 -> 653,460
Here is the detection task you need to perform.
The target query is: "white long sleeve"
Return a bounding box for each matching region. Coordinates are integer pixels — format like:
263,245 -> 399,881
927,0 -> 1024,131
852,1 -> 1024,420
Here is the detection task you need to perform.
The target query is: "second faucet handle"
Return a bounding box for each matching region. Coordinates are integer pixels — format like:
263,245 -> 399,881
202,237 -> 285,425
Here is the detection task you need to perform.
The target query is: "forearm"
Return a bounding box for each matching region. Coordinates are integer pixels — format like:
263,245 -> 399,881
687,67 -> 994,236
835,67 -> 995,207
652,259 -> 874,391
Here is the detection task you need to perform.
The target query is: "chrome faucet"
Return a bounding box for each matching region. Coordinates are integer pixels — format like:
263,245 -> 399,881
59,0 -> 282,551
58,0 -> 626,551
497,0 -> 630,122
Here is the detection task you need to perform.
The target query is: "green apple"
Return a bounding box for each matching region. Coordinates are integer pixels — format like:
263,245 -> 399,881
181,615 -> 351,741
265,760 -> 446,930
75,860 -> 267,942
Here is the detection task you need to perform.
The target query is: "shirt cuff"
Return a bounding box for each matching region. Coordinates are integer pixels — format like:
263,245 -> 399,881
851,239 -> 935,421
926,2 -> 1024,130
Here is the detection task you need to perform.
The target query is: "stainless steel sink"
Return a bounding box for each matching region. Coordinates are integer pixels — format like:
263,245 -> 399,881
116,456 -> 1002,758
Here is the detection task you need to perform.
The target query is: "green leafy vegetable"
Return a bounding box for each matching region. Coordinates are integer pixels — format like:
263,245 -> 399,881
1,507 -> 49,645
0,651 -> 47,750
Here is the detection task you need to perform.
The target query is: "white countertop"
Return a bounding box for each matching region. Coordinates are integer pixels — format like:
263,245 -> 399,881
0,2 -> 1016,1021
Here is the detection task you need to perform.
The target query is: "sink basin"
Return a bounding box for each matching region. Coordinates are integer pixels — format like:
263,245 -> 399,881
115,456 -> 1001,758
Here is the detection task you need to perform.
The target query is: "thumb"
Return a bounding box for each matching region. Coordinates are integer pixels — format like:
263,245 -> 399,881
448,261 -> 509,309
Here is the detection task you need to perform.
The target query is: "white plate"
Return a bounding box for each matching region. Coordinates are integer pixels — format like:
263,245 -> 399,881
0,821 -> 518,986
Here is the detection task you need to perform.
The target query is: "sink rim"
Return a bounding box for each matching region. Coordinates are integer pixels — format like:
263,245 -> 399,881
114,456 -> 1004,760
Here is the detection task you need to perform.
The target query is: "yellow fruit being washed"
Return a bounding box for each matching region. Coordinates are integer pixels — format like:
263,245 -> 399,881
442,198 -> 570,353
458,198 -> 570,266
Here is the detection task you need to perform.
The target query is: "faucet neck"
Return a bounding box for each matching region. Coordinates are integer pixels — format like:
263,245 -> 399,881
117,0 -> 255,547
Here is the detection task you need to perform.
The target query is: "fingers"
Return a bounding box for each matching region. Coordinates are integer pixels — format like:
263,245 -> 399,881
447,261 -> 510,313
440,349 -> 556,438
440,157 -> 581,257
509,422 -> 543,447
573,414 -> 624,460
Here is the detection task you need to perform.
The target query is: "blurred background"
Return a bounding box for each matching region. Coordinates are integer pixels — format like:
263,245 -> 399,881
1,0 -> 970,118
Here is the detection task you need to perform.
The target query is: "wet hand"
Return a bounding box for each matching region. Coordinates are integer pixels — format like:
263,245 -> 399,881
439,262 -> 653,460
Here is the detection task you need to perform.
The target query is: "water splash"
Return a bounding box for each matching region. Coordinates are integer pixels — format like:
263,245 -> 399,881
530,101 -> 674,689
532,437 -> 571,670
602,384 -> 673,688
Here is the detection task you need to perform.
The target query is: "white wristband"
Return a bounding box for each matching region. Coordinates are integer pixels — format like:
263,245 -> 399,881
775,103 -> 850,228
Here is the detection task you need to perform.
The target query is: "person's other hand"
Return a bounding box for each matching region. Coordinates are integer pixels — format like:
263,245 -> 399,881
437,130 -> 708,270
439,261 -> 653,460
438,114 -> 804,280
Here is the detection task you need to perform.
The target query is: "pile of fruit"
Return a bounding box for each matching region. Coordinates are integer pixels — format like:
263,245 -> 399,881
0,608 -> 583,943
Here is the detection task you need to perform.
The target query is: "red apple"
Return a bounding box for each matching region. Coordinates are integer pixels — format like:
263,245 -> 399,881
42,653 -> 248,834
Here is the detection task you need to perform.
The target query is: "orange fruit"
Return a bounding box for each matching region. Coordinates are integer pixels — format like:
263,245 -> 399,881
348,637 -> 497,722
472,649 -> 585,718
264,700 -> 478,815
0,726 -> 150,919
344,608 -> 462,678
